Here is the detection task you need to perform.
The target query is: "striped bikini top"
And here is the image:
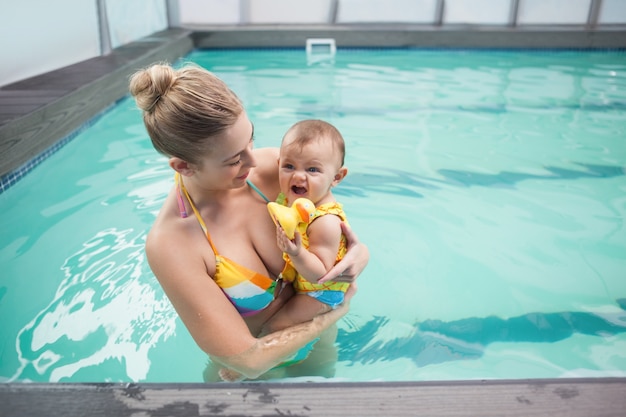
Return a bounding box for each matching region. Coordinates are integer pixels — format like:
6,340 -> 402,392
175,173 -> 277,317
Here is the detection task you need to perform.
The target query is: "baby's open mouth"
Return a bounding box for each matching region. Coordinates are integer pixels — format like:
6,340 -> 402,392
291,186 -> 307,195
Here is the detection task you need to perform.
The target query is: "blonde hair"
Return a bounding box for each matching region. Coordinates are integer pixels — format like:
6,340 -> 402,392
283,119 -> 346,166
129,63 -> 243,164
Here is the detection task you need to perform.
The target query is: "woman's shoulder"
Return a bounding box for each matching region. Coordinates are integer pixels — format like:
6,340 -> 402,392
253,147 -> 279,168
145,196 -> 195,264
250,147 -> 280,198
146,212 -> 182,261
146,211 -> 215,288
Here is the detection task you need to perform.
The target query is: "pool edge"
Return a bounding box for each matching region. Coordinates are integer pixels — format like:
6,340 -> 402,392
0,28 -> 193,189
190,24 -> 626,49
2,377 -> 625,416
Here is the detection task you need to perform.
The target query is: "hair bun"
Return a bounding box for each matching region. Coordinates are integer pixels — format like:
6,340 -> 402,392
129,64 -> 175,112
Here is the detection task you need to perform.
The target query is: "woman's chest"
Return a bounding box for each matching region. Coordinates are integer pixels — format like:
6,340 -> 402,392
203,198 -> 284,278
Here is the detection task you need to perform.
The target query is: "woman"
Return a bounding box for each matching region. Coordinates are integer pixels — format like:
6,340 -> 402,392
129,63 -> 369,381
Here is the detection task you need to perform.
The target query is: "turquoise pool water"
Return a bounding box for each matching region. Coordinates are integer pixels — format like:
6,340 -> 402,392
1,49 -> 625,383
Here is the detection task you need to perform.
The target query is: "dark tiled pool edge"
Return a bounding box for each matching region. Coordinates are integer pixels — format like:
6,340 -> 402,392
190,24 -> 626,49
0,102 -> 118,194
0,28 -> 194,193
1,378 -> 626,416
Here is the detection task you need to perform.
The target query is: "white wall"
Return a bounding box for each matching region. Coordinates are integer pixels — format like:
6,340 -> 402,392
106,0 -> 168,48
0,0 -> 168,87
247,0 -> 334,23
599,0 -> 626,24
444,0 -> 511,25
175,0 -> 626,26
518,0 -> 591,25
336,0 -> 438,24
0,0 -> 101,87
177,0 -> 240,25
2,0 -> 625,87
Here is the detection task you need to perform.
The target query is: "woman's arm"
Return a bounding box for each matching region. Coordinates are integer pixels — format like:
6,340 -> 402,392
147,227 -> 256,357
212,298 -> 351,379
318,222 -> 369,283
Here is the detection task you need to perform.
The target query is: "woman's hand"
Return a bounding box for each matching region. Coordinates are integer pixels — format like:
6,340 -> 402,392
317,222 -> 369,283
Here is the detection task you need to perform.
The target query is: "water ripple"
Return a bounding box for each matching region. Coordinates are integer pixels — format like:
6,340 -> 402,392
10,228 -> 176,382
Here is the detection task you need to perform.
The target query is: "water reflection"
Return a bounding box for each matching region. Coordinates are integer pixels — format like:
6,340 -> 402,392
10,228 -> 176,382
338,299 -> 626,367
336,162 -> 625,198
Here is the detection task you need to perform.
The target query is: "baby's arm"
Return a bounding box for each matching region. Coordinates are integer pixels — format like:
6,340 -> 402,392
278,214 -> 343,283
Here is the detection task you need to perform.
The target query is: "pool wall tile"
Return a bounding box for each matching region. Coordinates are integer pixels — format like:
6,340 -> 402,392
0,117 -> 101,194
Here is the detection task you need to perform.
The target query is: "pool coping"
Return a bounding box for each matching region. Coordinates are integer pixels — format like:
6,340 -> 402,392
1,24 -> 626,416
189,23 -> 626,49
2,377 -> 625,416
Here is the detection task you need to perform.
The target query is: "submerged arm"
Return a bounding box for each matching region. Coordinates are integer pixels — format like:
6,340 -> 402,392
212,299 -> 350,379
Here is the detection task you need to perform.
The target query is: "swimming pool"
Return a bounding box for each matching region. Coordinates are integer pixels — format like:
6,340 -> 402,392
1,48 -> 625,383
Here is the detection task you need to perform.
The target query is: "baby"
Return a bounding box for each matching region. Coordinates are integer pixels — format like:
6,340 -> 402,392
219,119 -> 351,381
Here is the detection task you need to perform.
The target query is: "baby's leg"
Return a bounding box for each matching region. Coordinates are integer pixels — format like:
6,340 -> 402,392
263,293 -> 331,335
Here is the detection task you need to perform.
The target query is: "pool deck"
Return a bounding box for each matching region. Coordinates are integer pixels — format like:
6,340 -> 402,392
0,28 -> 193,181
1,25 -> 626,416
2,378 -> 626,416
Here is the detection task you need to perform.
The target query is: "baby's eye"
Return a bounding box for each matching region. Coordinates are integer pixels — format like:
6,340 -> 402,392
307,167 -> 320,173
230,159 -> 242,166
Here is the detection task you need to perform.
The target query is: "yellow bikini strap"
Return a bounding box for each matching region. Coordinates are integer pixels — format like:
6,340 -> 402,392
175,172 -> 219,254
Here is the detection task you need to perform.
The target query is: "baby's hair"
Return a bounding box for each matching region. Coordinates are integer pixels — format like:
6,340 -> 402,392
283,119 -> 345,167
129,63 -> 243,165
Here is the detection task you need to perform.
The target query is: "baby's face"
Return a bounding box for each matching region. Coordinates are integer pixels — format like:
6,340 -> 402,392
278,136 -> 343,205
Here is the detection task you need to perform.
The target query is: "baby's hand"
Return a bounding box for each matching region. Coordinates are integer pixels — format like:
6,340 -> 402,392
276,226 -> 302,256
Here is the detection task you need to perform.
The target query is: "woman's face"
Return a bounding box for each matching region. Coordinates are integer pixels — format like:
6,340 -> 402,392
194,112 -> 257,191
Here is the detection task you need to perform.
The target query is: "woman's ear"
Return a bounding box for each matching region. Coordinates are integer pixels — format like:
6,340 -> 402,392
332,167 -> 348,186
169,157 -> 195,176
